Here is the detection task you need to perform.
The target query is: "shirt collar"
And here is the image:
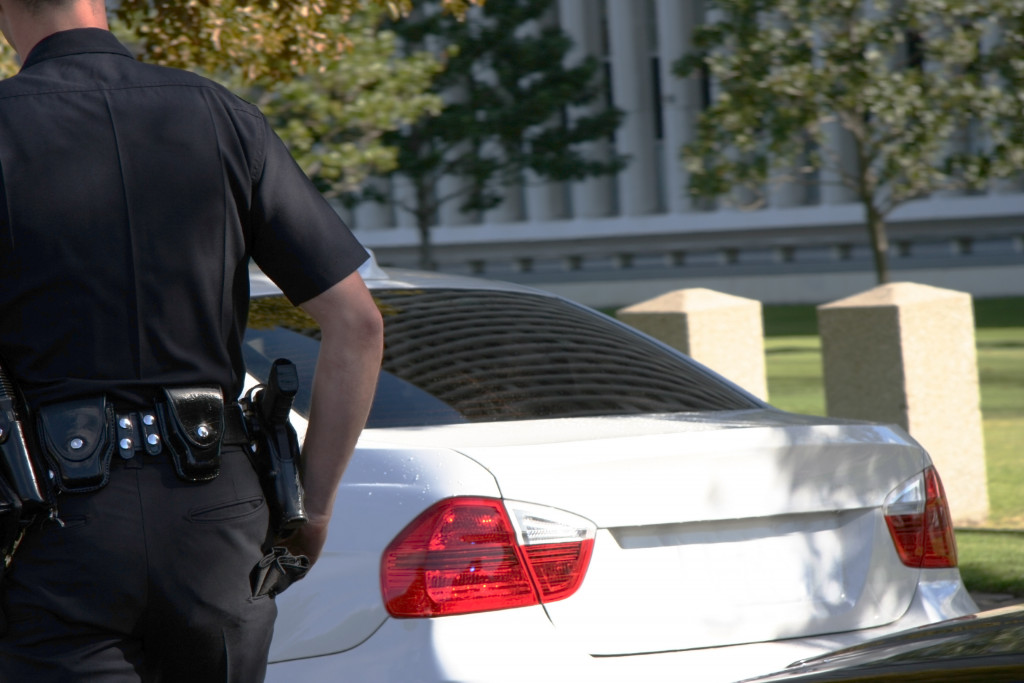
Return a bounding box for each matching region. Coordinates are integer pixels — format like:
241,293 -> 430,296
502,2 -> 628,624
21,28 -> 134,72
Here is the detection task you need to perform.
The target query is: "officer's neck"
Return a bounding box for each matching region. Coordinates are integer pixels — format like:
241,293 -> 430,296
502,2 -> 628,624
0,0 -> 108,59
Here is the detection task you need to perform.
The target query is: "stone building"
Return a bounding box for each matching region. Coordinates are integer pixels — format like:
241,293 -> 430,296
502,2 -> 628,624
351,1 -> 1024,307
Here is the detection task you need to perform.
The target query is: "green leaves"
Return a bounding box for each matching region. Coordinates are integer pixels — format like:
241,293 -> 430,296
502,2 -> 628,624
0,41 -> 16,78
677,0 -> 1024,282
236,12 -> 445,197
111,1 -> 476,83
682,0 -> 1024,203
2,1 -> 482,204
376,0 -> 625,267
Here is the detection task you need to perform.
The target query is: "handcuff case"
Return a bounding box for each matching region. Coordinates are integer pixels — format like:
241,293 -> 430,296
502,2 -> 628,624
158,386 -> 225,482
36,396 -> 114,493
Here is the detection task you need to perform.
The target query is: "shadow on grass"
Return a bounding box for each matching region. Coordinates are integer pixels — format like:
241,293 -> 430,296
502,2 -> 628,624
957,529 -> 1024,597
977,340 -> 1024,349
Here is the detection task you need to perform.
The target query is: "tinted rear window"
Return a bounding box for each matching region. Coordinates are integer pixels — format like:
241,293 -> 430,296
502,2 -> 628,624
245,288 -> 761,427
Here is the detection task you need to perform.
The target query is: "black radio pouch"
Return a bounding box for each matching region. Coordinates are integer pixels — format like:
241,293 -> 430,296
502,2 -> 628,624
37,396 -> 115,493
158,386 -> 225,482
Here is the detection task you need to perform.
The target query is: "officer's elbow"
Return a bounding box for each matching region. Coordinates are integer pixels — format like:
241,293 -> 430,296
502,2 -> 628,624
301,273 -> 383,359
345,297 -> 384,354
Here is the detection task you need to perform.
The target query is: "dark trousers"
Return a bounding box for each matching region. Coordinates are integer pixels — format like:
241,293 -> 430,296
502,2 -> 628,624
0,446 -> 277,682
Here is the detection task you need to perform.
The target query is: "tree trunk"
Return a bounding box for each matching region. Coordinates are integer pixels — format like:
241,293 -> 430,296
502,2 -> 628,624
864,202 -> 890,284
416,216 -> 435,271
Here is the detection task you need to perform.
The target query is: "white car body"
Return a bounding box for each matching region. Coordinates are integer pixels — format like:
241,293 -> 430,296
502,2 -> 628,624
249,263 -> 976,683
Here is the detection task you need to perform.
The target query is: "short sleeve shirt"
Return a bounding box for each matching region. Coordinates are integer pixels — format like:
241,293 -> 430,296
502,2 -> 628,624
0,29 -> 368,409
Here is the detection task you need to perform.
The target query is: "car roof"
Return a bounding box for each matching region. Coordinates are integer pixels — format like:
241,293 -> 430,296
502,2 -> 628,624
249,250 -> 557,300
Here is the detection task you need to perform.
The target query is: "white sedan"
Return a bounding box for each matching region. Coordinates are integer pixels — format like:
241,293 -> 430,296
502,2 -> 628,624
246,261 -> 976,683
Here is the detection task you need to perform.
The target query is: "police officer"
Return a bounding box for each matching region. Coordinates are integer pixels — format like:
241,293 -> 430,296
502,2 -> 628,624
0,1 -> 384,680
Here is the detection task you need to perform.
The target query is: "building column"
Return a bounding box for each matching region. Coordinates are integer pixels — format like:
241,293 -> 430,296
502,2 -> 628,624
436,81 -> 475,227
521,6 -> 567,222
982,22 -> 1024,195
425,6 -> 477,228
353,178 -> 392,230
483,175 -> 525,224
759,10 -> 805,208
331,201 -> 355,232
812,19 -> 859,206
556,0 -> 614,219
655,0 -> 703,214
605,0 -> 659,216
471,56 -> 525,225
390,174 -> 419,229
819,118 -> 858,205
437,163 -> 477,226
524,171 -> 567,222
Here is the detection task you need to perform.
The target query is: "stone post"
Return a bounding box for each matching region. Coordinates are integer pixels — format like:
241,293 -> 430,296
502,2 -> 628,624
817,283 -> 989,525
617,288 -> 768,400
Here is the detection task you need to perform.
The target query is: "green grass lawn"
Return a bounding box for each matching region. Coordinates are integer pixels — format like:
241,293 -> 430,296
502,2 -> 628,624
956,529 -> 1024,596
762,296 -> 1024,597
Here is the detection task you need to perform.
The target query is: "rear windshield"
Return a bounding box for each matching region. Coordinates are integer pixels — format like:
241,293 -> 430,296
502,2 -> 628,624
244,289 -> 761,428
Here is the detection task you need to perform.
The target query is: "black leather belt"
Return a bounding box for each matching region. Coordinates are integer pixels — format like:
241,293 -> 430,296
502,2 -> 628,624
115,403 -> 249,461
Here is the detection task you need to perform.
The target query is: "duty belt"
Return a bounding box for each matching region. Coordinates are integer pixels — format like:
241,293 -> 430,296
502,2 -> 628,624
114,403 -> 249,462
34,388 -> 246,491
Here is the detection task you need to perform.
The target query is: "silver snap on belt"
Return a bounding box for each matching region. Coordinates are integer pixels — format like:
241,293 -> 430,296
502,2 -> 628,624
116,412 -> 163,460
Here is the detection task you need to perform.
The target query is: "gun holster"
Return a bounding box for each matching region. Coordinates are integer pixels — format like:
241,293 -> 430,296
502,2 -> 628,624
0,361 -> 56,634
241,359 -> 308,540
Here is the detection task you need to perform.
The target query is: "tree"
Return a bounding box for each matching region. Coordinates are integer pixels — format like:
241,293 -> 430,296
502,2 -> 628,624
0,39 -> 16,78
228,10 -> 446,197
370,0 -> 626,270
110,2 -> 480,192
1,2 -> 479,202
112,0 -> 477,82
1,2 -> 476,78
676,0 -> 1024,284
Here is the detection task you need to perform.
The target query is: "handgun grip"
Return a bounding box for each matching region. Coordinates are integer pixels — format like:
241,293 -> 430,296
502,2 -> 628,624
0,364 -> 49,512
259,359 -> 298,427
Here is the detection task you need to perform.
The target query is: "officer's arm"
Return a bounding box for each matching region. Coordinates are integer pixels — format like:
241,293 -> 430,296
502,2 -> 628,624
286,270 -> 384,564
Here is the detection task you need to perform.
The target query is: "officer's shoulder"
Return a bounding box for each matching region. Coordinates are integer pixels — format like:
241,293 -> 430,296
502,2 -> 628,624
133,61 -> 263,119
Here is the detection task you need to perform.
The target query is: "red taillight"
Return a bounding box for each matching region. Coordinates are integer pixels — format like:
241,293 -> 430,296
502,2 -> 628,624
381,497 -> 595,618
884,466 -> 958,569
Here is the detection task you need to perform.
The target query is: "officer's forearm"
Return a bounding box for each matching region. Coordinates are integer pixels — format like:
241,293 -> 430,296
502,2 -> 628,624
298,273 -> 384,524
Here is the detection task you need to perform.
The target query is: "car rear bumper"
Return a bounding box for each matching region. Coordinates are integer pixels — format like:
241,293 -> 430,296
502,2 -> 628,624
265,570 -> 977,683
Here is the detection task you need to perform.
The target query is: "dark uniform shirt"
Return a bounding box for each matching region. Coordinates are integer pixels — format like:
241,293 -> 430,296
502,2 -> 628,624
0,29 -> 367,410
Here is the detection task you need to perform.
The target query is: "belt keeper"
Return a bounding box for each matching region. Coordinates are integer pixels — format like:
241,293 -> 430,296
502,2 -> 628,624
115,412 -> 163,460
116,414 -> 137,461
140,412 -> 163,456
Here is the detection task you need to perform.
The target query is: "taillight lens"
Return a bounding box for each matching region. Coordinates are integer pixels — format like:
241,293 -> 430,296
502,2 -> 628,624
381,497 -> 595,618
883,466 -> 958,568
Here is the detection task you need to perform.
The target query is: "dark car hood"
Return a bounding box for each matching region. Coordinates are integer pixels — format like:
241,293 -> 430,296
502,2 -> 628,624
744,604 -> 1024,682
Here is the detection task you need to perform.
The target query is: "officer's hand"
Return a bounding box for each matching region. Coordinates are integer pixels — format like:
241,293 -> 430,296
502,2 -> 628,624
280,517 -> 329,565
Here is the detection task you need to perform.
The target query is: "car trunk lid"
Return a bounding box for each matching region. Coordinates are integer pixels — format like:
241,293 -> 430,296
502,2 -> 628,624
371,410 -> 929,655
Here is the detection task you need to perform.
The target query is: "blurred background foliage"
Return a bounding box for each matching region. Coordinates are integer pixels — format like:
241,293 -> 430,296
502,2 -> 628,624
677,0 -> 1024,285
0,0 -> 478,194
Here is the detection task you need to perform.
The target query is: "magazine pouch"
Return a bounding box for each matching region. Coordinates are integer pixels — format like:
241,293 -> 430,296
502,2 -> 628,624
159,386 -> 224,482
37,396 -> 115,493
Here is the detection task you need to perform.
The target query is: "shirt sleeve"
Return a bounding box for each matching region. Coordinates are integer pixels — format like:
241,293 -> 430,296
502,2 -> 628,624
249,116 -> 368,305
